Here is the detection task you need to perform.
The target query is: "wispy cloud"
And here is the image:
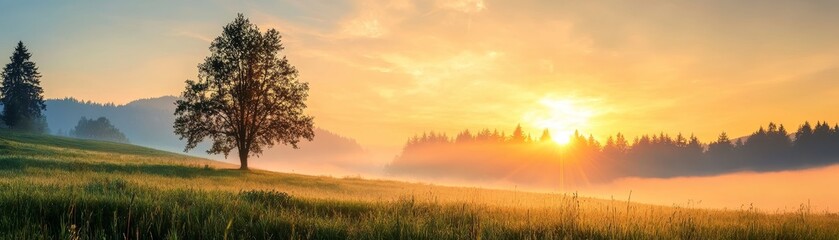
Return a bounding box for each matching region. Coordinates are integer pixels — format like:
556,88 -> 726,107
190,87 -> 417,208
337,0 -> 414,39
435,0 -> 486,14
174,30 -> 213,43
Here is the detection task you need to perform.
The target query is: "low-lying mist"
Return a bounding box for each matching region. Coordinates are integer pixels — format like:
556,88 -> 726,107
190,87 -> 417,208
378,124 -> 839,212
585,164 -> 839,212
43,97 -> 839,212
383,163 -> 839,213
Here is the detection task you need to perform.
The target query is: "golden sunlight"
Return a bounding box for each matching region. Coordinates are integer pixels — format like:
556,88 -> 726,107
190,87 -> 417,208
525,97 -> 594,145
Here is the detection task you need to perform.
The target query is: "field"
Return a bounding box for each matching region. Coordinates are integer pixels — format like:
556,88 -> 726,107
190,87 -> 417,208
1,130 -> 838,239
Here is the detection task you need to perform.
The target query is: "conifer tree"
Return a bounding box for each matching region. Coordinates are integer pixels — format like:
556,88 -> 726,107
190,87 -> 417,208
1,41 -> 47,132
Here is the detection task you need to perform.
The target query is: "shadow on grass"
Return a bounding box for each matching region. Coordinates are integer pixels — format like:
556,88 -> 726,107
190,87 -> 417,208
0,157 -> 243,178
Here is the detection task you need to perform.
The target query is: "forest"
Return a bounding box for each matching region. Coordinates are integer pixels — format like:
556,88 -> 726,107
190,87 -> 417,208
388,122 -> 839,185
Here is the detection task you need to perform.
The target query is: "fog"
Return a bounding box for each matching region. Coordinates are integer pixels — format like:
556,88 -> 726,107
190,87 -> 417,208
43,97 -> 839,212
583,164 -> 839,212
386,163 -> 839,213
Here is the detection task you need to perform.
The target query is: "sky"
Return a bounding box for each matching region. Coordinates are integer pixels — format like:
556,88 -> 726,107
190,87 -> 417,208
3,0 -> 839,150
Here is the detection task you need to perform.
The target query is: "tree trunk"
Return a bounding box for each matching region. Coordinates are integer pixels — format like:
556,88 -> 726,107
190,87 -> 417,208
238,147 -> 249,170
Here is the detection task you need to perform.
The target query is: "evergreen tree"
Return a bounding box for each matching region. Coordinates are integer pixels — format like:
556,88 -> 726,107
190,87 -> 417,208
717,132 -> 731,144
455,129 -> 474,143
539,128 -> 552,142
571,130 -> 587,147
708,132 -> 734,155
587,134 -> 601,151
604,135 -> 615,148
686,134 -> 703,154
1,41 -> 47,132
614,133 -> 628,153
675,133 -> 687,147
510,124 -> 526,143
795,121 -> 813,142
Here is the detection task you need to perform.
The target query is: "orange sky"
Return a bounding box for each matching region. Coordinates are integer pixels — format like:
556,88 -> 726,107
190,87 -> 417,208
4,0 -> 839,149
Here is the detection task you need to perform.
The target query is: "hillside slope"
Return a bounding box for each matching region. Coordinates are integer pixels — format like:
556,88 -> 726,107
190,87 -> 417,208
1,130 -> 838,239
44,97 -> 376,175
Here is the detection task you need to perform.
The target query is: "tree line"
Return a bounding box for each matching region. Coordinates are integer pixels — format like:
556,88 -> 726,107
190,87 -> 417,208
388,122 -> 839,184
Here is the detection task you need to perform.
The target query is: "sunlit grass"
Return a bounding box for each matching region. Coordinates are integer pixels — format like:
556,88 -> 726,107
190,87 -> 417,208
1,129 -> 838,239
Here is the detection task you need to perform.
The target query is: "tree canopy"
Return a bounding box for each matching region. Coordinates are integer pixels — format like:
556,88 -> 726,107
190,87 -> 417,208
1,41 -> 47,132
70,117 -> 129,143
174,14 -> 314,170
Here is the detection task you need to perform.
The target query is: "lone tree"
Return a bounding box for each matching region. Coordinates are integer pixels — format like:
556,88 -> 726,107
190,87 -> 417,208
1,41 -> 47,132
174,14 -> 314,170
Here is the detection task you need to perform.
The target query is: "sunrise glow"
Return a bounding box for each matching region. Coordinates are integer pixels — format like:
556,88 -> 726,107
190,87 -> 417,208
5,2 -> 839,238
525,97 -> 594,145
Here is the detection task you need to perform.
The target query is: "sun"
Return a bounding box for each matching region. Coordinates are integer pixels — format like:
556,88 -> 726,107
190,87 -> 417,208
525,97 -> 594,145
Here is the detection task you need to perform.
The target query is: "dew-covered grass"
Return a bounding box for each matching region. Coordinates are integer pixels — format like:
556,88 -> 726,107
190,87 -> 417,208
1,129 -> 837,239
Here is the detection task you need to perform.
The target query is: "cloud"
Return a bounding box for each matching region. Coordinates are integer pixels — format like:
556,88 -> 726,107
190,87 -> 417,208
436,0 -> 486,13
375,50 -> 501,86
174,30 -> 213,43
337,0 -> 415,39
342,17 -> 387,38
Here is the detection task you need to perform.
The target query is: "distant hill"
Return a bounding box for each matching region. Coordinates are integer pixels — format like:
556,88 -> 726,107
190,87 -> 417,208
46,96 -> 184,152
43,96 -> 373,174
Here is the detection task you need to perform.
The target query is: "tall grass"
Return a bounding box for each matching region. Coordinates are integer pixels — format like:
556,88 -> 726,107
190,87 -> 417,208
1,130 -> 838,239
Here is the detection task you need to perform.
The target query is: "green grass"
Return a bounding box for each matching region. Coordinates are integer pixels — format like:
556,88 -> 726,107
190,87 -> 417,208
1,129 -> 838,239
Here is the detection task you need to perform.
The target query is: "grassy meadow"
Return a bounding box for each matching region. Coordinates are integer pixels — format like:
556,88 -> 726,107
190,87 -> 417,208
1,130 -> 838,239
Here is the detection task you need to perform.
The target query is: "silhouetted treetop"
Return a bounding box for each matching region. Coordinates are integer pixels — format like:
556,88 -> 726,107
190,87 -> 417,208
539,129 -> 552,142
510,124 -> 526,143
